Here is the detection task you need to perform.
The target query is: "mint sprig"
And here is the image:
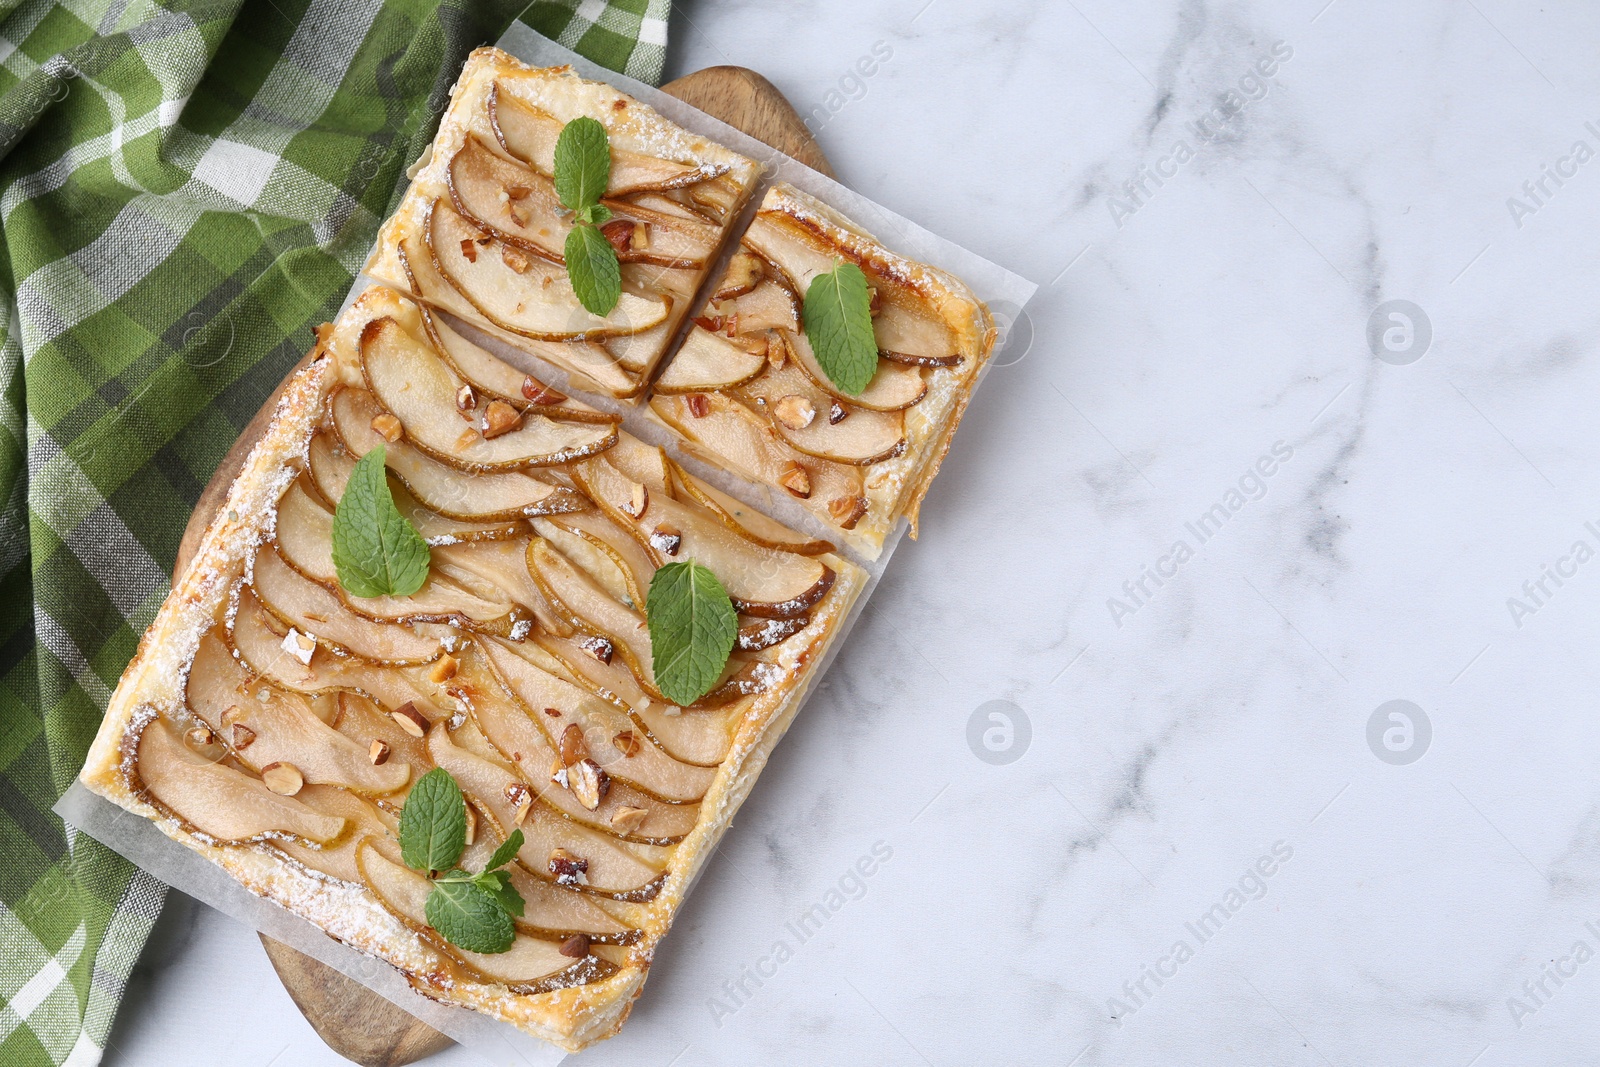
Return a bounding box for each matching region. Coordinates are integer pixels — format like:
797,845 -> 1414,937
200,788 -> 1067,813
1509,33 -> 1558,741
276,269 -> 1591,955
553,116 -> 621,316
398,767 -> 526,953
802,262 -> 878,396
646,560 -> 737,706
330,444 -> 430,598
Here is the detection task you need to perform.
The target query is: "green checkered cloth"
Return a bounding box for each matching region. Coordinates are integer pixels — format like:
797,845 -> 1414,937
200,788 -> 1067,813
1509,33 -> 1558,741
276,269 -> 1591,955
0,1 -> 668,1063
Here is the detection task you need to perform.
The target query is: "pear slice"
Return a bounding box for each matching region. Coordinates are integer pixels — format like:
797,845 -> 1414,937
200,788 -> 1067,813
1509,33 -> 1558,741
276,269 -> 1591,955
307,433 -> 523,543
738,615 -> 808,651
360,317 -> 618,472
531,633 -> 736,765
738,363 -> 907,466
415,304 -> 615,425
457,834 -> 634,939
335,692 -> 433,776
605,435 -> 673,494
136,719 -> 345,844
653,327 -> 765,394
461,652 -> 699,838
355,840 -> 607,988
787,326 -> 927,412
391,239 -> 639,398
488,85 -> 728,195
331,388 -> 587,522
571,457 -> 834,618
875,295 -> 962,367
666,459 -> 833,556
649,392 -> 866,518
187,634 -> 411,795
479,638 -> 716,803
251,547 -> 453,665
427,199 -> 671,340
430,538 -> 572,637
424,727 -> 664,893
525,538 -> 658,693
539,510 -> 656,608
274,478 -> 512,625
714,251 -> 766,299
712,279 -> 799,334
274,785 -> 403,884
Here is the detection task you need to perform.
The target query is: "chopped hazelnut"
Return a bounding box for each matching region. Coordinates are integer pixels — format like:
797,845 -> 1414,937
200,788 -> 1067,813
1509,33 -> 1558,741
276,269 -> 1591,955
481,399 -> 521,440
829,399 -> 848,425
460,238 -> 478,262
773,395 -> 816,430
559,933 -> 591,958
390,702 -> 428,738
186,724 -> 215,747
370,412 -> 403,442
612,731 -> 642,758
368,739 -> 391,766
580,635 -> 614,665
522,377 -> 566,405
559,723 -> 587,766
455,383 -> 476,414
629,222 -> 650,250
610,806 -> 649,834
767,329 -> 792,369
600,219 -> 635,254
779,464 -> 812,499
649,525 -> 682,556
685,393 -> 710,418
548,848 -> 589,886
231,724 -> 256,750
429,653 -> 459,684
500,245 -> 532,274
261,762 -> 304,796
828,495 -> 869,529
506,782 -> 534,825
622,482 -> 649,519
568,758 -> 609,810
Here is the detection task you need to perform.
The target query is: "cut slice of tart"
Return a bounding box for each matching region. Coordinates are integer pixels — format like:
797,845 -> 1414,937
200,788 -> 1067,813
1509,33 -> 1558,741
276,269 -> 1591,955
81,283 -> 866,1054
366,46 -> 761,400
648,182 -> 996,557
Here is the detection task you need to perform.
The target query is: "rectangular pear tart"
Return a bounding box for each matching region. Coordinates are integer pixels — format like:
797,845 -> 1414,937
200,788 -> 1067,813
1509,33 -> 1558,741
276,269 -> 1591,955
81,284 -> 865,1050
647,182 -> 996,557
366,47 -> 762,400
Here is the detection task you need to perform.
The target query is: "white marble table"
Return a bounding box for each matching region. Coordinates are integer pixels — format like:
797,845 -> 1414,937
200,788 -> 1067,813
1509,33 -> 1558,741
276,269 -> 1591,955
104,1 -> 1600,1064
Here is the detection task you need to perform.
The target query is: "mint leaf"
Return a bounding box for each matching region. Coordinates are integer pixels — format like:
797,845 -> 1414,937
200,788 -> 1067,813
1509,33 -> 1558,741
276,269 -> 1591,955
553,116 -> 610,215
484,829 -> 524,873
398,767 -> 466,873
802,262 -> 878,396
472,868 -> 526,919
426,879 -> 514,953
647,560 -> 737,705
566,223 -> 622,316
330,444 -> 430,598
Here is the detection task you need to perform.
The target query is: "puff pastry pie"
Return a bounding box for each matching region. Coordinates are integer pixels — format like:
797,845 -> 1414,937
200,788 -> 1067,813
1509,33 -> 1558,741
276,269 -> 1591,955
648,182 -> 996,556
365,47 -> 761,400
82,285 -> 865,1050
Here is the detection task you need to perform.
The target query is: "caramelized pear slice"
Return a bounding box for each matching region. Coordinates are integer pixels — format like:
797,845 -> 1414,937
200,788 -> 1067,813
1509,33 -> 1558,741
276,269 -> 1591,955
230,590 -> 452,719
391,239 -> 638,398
430,538 -> 571,637
187,634 -> 411,795
462,653 -> 700,837
713,279 -> 799,334
428,199 -> 670,340
307,433 -> 523,543
572,457 -> 834,618
425,727 -> 664,892
335,692 -> 433,775
356,840 -> 604,988
251,547 -> 452,665
274,479 -> 512,625
539,511 -> 656,609
788,326 -> 928,412
331,388 -> 587,522
479,638 -> 716,803
457,835 -> 634,938
275,785 -> 403,883
360,317 -> 618,471
666,459 -> 833,556
653,327 -> 765,394
488,86 -> 729,195
136,719 -> 345,844
874,294 -> 963,367
738,363 -> 907,466
525,538 -> 657,690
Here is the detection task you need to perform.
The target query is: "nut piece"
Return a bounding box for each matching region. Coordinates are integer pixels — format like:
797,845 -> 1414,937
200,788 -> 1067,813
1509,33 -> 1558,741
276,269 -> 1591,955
481,399 -> 521,440
567,758 -> 610,811
622,482 -> 649,518
455,383 -> 476,414
714,252 -> 765,299
559,933 -> 591,958
459,238 -> 478,262
500,245 -> 532,274
463,804 -> 477,846
370,412 -> 404,442
261,762 -> 304,796
231,723 -> 257,750
649,525 -> 682,557
428,653 -> 459,684
579,635 -> 614,665
506,782 -> 534,825
549,759 -> 569,790
828,494 -> 869,529
186,723 -> 215,747
549,848 -> 589,886
829,399 -> 848,425
612,731 -> 642,758
685,393 -> 710,418
368,739 -> 391,766
600,219 -> 635,254
774,394 -> 816,430
282,627 -> 315,666
630,222 -> 650,250
390,702 -> 429,738
610,805 -> 649,834
522,377 -> 567,405
559,722 -> 588,766
779,464 -> 812,499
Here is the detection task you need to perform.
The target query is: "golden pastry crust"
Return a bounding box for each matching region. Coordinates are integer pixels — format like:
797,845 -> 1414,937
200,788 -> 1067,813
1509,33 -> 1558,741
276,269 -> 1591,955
647,182 -> 995,558
81,285 -> 865,1052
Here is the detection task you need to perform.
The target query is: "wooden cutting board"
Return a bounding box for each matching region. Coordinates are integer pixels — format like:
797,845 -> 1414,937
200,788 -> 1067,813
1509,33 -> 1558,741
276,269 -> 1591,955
171,64 -> 832,1067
